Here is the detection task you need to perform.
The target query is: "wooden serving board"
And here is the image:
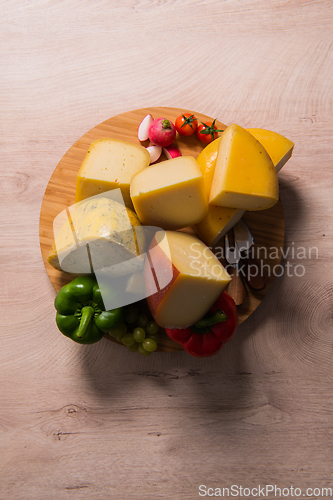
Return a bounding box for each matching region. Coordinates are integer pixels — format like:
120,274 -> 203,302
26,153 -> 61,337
39,107 -> 284,352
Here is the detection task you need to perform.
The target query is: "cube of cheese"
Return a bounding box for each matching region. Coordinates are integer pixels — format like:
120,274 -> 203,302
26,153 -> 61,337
145,231 -> 231,328
246,128 -> 294,173
209,124 -> 279,210
130,156 -> 208,230
48,197 -> 146,275
75,138 -> 150,209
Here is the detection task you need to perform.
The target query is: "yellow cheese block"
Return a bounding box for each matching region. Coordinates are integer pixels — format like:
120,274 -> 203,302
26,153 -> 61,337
130,156 -> 208,230
145,231 -> 231,328
209,124 -> 279,210
75,138 -> 150,209
47,197 -> 145,275
246,128 -> 294,173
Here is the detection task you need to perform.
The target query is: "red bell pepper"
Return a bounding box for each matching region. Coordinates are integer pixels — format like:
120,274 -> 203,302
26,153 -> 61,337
165,291 -> 237,357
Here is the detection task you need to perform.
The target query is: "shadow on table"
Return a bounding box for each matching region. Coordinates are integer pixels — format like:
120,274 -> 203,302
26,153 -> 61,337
76,175 -> 326,418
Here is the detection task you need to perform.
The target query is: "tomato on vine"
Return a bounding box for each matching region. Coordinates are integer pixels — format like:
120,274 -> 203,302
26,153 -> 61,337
196,119 -> 224,144
175,113 -> 198,136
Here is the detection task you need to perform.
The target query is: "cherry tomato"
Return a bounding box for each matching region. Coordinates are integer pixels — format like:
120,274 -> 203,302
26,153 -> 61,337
175,113 -> 198,136
196,118 -> 224,144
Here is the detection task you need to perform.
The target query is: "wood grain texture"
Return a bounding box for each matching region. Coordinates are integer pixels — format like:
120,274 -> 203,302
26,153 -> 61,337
39,106 -> 284,351
1,1 -> 333,499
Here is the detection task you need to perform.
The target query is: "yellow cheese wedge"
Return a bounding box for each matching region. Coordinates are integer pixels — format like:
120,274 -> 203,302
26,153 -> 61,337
145,231 -> 231,328
47,197 -> 145,275
194,206 -> 245,247
196,137 -> 222,198
130,156 -> 208,230
193,138 -> 243,246
246,128 -> 294,173
195,127 -> 293,245
75,138 -> 150,209
209,124 -> 279,210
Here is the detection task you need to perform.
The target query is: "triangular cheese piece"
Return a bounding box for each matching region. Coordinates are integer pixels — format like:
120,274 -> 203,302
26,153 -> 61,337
194,206 -> 245,247
209,124 -> 279,211
246,128 -> 294,173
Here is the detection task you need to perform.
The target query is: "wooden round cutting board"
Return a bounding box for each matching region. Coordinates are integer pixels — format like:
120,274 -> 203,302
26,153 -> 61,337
39,107 -> 284,352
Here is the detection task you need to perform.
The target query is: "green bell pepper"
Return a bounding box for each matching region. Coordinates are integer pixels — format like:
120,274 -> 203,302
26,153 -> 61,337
54,276 -> 124,344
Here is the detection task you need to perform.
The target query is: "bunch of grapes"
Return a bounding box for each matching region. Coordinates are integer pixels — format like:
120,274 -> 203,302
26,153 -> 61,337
108,303 -> 160,356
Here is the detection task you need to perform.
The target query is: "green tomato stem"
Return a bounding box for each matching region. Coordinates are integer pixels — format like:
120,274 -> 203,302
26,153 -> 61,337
181,114 -> 196,129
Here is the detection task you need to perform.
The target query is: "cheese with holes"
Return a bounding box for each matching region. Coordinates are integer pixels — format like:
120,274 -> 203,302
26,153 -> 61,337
130,156 -> 208,230
47,197 -> 146,275
209,124 -> 279,210
246,128 -> 294,173
75,138 -> 150,209
145,231 -> 231,328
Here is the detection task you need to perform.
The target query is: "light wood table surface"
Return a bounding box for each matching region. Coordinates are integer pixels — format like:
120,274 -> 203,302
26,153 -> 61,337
1,2 -> 332,499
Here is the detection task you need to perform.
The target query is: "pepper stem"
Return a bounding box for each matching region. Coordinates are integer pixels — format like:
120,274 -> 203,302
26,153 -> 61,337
191,309 -> 227,334
76,306 -> 94,338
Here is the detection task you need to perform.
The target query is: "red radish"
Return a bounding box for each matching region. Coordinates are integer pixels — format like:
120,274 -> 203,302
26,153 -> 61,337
163,144 -> 182,160
148,118 -> 176,148
138,114 -> 154,142
146,145 -> 162,164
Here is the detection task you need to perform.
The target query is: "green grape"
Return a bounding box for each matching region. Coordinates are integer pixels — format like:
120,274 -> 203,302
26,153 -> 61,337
125,304 -> 140,324
108,322 -> 127,338
127,342 -> 139,352
148,333 -> 160,344
142,338 -> 157,352
138,343 -> 152,356
146,321 -> 159,335
122,333 -> 136,347
133,327 -> 146,343
137,314 -> 149,328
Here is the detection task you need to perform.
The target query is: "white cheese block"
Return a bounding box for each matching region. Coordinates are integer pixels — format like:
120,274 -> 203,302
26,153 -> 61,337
48,197 -> 146,275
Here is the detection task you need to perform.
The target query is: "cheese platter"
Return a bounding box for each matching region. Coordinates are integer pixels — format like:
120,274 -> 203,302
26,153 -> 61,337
39,107 -> 286,354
